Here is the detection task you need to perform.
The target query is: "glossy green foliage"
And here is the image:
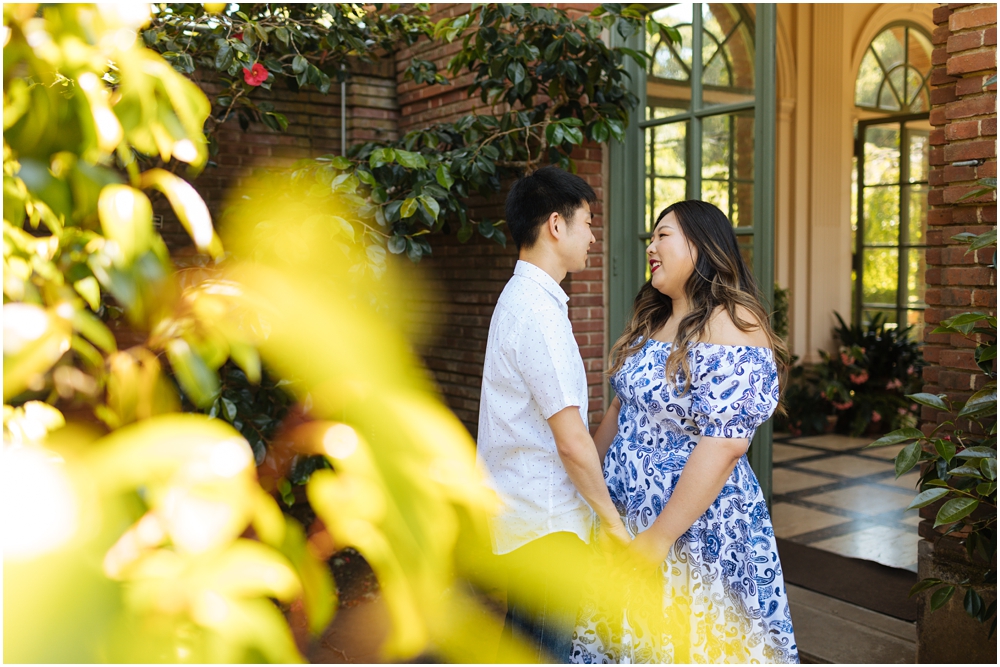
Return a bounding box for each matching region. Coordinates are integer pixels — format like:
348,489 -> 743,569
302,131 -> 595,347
866,228 -> 996,636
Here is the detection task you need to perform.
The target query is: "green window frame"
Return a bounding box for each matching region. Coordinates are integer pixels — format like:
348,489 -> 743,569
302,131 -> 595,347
609,4 -> 777,501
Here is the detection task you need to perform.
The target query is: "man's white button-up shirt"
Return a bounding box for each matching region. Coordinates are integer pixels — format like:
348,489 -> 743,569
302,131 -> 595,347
477,260 -> 594,555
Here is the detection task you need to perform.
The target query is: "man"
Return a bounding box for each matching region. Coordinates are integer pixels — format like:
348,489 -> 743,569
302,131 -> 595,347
477,166 -> 630,662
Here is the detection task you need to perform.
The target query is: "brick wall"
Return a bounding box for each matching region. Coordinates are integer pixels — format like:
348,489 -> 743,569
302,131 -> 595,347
921,2 -> 997,533
397,3 -> 609,434
160,59 -> 399,251
162,4 -> 610,434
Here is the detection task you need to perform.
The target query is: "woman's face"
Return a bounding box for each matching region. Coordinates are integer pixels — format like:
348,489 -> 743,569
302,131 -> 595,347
646,211 -> 697,298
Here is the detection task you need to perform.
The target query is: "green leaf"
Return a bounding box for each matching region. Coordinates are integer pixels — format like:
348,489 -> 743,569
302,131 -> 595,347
969,228 -> 997,251
906,393 -> 949,411
981,457 -> 997,481
325,216 -> 352,242
435,164 -> 454,189
948,465 -> 984,478
868,427 -> 924,448
930,585 -> 955,611
906,487 -> 949,510
71,308 -> 117,354
895,441 -> 922,477
400,197 -> 418,219
166,339 -> 220,409
73,276 -> 101,311
457,222 -> 473,243
958,385 -> 997,418
964,588 -> 984,618
954,446 -> 997,459
387,235 -> 407,254
934,498 -> 979,527
478,219 -> 495,238
395,150 -> 428,169
221,397 -> 238,421
292,55 -> 308,74
976,481 -> 996,495
934,438 -> 957,462
418,195 -> 440,220
909,578 -> 943,596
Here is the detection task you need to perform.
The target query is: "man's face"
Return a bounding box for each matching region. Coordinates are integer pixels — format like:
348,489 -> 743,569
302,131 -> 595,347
561,200 -> 595,273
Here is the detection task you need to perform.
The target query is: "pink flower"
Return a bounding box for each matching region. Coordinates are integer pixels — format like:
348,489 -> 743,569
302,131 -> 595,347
871,411 -> 882,423
832,400 -> 854,411
840,352 -> 851,365
849,370 -> 869,384
243,63 -> 268,86
907,365 -> 915,375
898,407 -> 908,415
820,391 -> 827,399
886,378 -> 903,390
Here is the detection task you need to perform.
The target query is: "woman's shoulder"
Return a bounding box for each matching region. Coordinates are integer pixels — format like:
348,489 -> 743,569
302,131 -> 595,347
703,305 -> 771,349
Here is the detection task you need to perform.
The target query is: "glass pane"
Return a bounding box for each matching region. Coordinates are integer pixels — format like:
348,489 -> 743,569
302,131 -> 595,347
906,185 -> 927,245
862,247 -> 899,307
738,233 -> 753,270
863,308 -> 897,330
855,49 -> 882,108
701,3 -> 754,108
872,27 -> 906,72
863,185 -> 899,245
906,122 -> 930,183
904,308 -> 925,344
649,5 -> 693,82
878,81 -> 903,111
906,28 -> 933,113
851,154 -> 859,247
646,122 -> 687,231
702,111 -> 754,227
646,103 -> 689,122
864,125 -> 900,185
905,247 -> 926,307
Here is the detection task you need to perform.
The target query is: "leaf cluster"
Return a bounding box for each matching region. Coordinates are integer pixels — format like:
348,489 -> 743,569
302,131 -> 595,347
865,239 -> 997,632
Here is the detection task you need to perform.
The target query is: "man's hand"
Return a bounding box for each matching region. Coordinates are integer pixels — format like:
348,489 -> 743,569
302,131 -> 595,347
624,527 -> 673,574
596,516 -> 632,552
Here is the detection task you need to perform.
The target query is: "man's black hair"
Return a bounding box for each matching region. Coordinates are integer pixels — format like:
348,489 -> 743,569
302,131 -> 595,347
504,166 -> 597,250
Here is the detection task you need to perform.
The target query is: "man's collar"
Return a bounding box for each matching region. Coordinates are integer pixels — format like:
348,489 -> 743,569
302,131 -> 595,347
514,260 -> 569,305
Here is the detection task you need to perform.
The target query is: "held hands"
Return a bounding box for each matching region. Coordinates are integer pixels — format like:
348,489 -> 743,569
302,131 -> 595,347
596,514 -> 632,552
624,527 -> 673,574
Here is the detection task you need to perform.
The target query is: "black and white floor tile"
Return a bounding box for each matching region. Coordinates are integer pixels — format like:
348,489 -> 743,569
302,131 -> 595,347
770,433 -> 920,572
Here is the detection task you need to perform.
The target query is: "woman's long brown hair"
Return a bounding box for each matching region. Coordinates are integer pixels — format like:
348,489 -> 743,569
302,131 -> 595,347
608,200 -> 790,400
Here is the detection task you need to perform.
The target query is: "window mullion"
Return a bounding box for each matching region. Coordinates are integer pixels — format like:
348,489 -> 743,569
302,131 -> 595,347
690,5 -> 703,200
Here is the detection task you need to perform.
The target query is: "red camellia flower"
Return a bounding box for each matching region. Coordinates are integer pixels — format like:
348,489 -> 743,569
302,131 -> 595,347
243,62 -> 268,86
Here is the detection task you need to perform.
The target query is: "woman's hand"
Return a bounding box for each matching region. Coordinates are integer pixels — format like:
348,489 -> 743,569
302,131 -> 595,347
624,527 -> 673,573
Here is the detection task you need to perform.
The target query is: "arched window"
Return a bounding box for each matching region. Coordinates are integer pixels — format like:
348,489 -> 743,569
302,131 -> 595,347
851,24 -> 932,340
644,4 -> 756,238
855,25 -> 932,114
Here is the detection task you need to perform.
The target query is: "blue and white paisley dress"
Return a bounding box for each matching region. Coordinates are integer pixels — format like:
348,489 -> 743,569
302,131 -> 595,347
571,340 -> 798,664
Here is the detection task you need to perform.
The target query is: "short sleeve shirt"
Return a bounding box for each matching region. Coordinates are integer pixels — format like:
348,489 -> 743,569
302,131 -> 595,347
476,260 -> 594,555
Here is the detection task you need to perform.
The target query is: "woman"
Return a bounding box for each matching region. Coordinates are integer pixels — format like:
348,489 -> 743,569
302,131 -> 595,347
571,201 -> 798,664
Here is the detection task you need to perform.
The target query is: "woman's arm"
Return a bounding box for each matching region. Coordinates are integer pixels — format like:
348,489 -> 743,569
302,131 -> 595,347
592,396 -> 621,463
627,435 -> 747,567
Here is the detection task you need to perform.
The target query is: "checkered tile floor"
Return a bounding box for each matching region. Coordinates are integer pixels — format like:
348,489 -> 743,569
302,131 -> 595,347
770,433 -> 921,572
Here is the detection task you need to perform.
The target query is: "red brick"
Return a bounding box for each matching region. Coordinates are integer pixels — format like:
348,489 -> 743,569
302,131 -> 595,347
982,117 -> 997,136
933,45 -> 951,66
943,139 -> 997,161
947,31 -> 985,53
987,27 -> 998,46
931,84 -> 959,105
931,67 -> 960,87
943,163 -> 978,181
934,24 -> 952,45
934,5 -> 953,25
949,6 -> 998,31
955,74 -> 991,95
947,50 -> 998,76
945,119 -> 982,141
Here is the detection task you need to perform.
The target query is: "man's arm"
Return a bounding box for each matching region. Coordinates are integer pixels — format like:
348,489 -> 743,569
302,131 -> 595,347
548,406 -> 630,544
592,396 -> 621,463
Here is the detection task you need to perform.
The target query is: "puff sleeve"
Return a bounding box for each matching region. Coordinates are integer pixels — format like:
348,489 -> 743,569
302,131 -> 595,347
689,345 -> 780,440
